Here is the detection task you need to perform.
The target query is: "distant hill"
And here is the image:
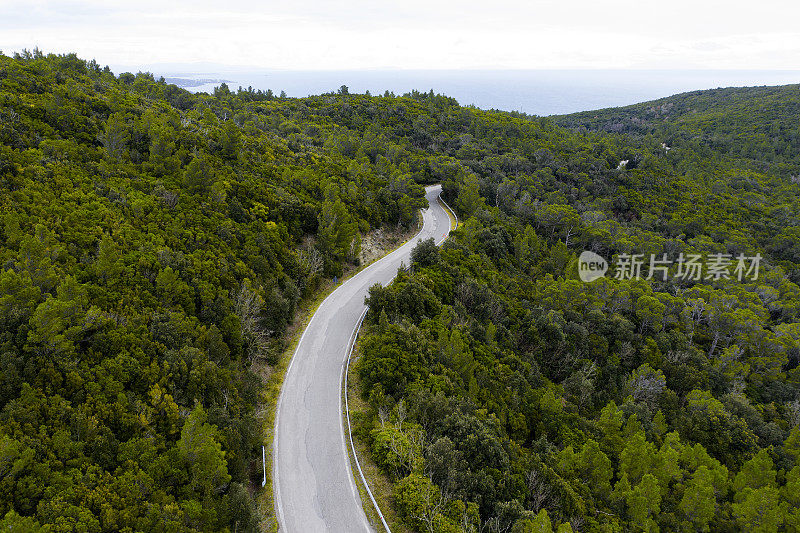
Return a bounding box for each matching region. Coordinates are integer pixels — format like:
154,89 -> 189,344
3,51 -> 800,533
163,77 -> 232,88
553,84 -> 800,178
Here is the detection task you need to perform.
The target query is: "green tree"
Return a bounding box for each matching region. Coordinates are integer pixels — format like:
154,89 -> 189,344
598,401 -> 626,458
177,404 -> 232,498
98,111 -> 129,160
0,510 -> 43,532
183,152 -> 216,194
318,196 -> 360,268
577,439 -> 613,499
456,174 -> 482,217
626,474 -> 661,532
411,237 -> 440,268
512,509 -> 553,533
733,448 -> 777,497
619,431 -> 656,484
732,487 -> 786,533
679,466 -> 717,531
394,473 -> 451,533
785,426 -> 800,462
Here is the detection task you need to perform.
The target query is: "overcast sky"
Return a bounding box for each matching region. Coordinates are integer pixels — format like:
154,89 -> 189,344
3,0 -> 800,71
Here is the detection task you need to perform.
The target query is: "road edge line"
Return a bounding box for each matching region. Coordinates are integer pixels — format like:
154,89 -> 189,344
273,185 -> 440,531
437,192 -> 459,232
342,189 -> 456,532
343,306 -> 390,532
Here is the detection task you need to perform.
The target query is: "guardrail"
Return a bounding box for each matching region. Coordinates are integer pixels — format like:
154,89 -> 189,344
261,445 -> 267,487
342,191 -> 456,533
344,306 -> 391,533
437,193 -> 459,231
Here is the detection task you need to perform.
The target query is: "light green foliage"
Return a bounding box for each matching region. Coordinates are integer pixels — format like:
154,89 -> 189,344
598,401 -> 626,456
318,195 -> 360,268
686,390 -> 728,418
651,434 -> 682,493
5,51 -> 800,533
785,426 -> 800,461
371,423 -> 424,478
456,174 -> 483,217
679,466 -> 717,531
518,509 -> 552,533
620,432 -> 657,484
0,510 -> 43,532
530,509 -> 552,532
626,474 -> 661,532
562,439 -> 614,499
732,487 -> 787,533
733,449 -> 777,497
394,473 -> 462,533
177,404 -> 231,498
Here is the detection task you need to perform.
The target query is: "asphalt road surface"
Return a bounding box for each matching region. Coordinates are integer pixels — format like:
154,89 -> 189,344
273,184 -> 453,532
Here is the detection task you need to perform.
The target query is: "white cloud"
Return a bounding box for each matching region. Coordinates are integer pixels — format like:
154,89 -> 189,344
2,0 -> 800,70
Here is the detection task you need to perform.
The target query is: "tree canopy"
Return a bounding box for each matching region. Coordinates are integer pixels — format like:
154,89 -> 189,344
3,49 -> 800,532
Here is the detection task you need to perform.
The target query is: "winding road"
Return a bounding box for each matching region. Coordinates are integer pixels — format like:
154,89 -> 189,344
273,185 -> 453,532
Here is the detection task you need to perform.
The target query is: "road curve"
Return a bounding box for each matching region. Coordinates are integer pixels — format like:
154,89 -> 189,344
273,185 -> 453,532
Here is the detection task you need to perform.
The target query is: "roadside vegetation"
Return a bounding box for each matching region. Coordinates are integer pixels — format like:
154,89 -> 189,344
2,49 -> 800,532
0,50 -> 425,532
354,86 -> 800,531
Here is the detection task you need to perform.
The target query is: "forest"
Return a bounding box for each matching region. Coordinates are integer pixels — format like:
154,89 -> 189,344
354,85 -> 800,531
0,50 -> 427,532
1,50 -> 799,532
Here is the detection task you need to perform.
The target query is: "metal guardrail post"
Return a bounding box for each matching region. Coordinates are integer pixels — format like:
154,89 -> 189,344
344,307 -> 392,532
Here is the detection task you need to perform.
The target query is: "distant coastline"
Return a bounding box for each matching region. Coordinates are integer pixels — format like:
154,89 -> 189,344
150,69 -> 800,116
163,77 -> 233,89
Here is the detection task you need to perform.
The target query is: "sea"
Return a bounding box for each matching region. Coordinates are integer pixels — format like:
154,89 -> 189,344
151,68 -> 800,116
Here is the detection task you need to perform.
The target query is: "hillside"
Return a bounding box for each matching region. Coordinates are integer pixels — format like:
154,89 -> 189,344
552,84 -> 800,179
1,51 -> 800,532
0,50 -> 429,532
352,84 -> 800,531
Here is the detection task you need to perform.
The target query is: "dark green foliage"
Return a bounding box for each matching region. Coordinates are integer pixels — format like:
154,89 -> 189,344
0,50 -> 429,531
411,237 -> 440,268
4,49 -> 800,532
553,84 -> 800,179
353,82 -> 800,531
